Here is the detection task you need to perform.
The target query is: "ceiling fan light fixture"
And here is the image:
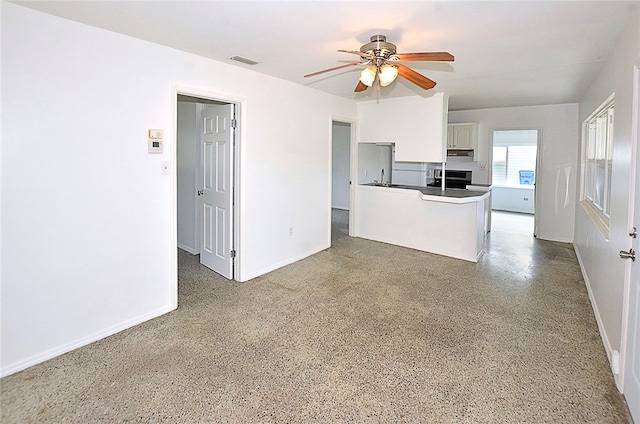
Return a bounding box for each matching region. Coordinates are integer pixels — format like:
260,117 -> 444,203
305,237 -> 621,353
379,64 -> 398,87
360,65 -> 377,87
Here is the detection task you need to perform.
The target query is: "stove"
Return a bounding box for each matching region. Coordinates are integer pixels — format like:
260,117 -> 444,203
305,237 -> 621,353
428,170 -> 472,189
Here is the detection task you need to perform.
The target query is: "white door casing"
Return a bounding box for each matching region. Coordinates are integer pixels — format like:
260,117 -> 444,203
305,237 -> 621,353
534,129 -> 542,238
622,65 -> 640,424
200,104 -> 234,279
490,129 -> 540,233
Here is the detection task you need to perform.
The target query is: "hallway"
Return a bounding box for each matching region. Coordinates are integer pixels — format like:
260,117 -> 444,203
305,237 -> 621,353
1,222 -> 629,422
331,208 -> 349,243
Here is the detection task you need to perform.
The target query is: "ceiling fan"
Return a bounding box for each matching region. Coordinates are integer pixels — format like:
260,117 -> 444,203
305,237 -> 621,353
304,35 -> 454,92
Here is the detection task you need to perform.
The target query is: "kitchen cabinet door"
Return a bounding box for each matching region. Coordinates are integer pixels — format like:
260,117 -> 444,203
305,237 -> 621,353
447,126 -> 455,148
448,123 -> 477,150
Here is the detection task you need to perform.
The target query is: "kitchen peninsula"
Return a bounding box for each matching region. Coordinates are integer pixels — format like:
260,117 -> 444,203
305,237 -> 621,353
354,184 -> 489,262
354,93 -> 489,262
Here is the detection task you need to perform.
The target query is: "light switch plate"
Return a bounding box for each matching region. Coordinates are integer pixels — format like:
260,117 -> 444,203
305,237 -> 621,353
148,129 -> 163,139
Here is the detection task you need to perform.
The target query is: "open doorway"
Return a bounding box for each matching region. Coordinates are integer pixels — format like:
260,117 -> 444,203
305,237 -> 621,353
176,93 -> 238,279
490,129 -> 539,236
331,121 -> 351,243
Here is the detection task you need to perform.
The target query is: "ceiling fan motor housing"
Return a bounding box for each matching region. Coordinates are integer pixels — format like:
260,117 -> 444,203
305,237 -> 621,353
360,34 -> 397,64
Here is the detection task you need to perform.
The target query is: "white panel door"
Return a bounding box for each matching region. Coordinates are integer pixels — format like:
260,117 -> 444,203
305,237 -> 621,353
200,104 -> 234,279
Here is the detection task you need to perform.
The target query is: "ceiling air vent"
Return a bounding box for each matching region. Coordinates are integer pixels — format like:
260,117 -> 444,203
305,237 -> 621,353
230,56 -> 259,65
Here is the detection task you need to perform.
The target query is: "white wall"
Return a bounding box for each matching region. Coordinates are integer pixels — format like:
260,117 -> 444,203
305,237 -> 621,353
449,103 -> 579,243
492,187 -> 535,214
177,101 -> 198,253
573,8 -> 640,372
357,144 -> 392,185
331,122 -> 351,210
358,94 -> 448,163
1,3 -> 357,376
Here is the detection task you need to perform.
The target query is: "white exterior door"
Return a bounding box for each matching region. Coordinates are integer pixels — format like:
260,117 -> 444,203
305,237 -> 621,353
199,104 -> 234,279
622,65 -> 640,424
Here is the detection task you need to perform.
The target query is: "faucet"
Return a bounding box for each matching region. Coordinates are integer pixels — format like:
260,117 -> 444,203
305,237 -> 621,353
381,168 -> 384,183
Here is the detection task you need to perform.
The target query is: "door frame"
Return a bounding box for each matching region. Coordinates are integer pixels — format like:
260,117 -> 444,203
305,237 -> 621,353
329,115 -> 357,241
489,128 -> 542,235
172,85 -> 243,286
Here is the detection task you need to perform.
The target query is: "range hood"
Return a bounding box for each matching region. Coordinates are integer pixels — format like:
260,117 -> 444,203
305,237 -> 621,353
447,149 -> 474,158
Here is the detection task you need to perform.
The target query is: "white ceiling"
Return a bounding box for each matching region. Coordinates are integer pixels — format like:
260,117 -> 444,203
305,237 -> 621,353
13,0 -> 639,110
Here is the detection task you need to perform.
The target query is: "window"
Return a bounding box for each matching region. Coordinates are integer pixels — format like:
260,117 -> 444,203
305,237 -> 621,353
581,96 -> 614,232
492,130 -> 538,187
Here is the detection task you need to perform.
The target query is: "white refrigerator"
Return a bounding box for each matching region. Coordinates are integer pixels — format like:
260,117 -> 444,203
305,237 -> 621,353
391,148 -> 427,186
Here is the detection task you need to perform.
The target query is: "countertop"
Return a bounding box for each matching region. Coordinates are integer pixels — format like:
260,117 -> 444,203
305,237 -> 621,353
361,183 -> 490,204
466,183 -> 493,191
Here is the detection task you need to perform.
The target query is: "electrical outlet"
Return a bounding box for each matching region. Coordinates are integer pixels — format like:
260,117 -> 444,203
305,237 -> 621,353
479,162 -> 487,171
289,227 -> 294,236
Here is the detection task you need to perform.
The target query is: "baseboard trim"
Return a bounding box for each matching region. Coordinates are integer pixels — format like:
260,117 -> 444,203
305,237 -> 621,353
177,243 -> 199,255
573,244 -> 618,382
0,304 -> 176,378
238,243 -> 330,282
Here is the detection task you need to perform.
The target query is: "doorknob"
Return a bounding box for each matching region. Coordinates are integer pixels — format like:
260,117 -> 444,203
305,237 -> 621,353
619,248 -> 636,261
197,190 -> 204,196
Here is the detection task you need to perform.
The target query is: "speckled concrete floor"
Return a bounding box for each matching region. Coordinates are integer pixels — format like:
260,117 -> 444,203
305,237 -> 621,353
331,208 -> 349,242
1,229 -> 630,423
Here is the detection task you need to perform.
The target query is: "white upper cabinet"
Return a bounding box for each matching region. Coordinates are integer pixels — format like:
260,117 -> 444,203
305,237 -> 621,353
358,93 -> 449,162
447,123 -> 477,150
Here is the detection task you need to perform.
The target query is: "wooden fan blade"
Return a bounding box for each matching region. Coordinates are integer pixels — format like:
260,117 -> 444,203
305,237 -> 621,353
393,52 -> 454,62
397,64 -> 437,90
304,62 -> 361,78
338,49 -> 375,59
354,81 -> 369,92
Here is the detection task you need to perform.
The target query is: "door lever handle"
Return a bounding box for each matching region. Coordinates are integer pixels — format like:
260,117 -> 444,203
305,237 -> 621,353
619,248 -> 636,261
630,227 -> 637,238
197,190 -> 204,196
